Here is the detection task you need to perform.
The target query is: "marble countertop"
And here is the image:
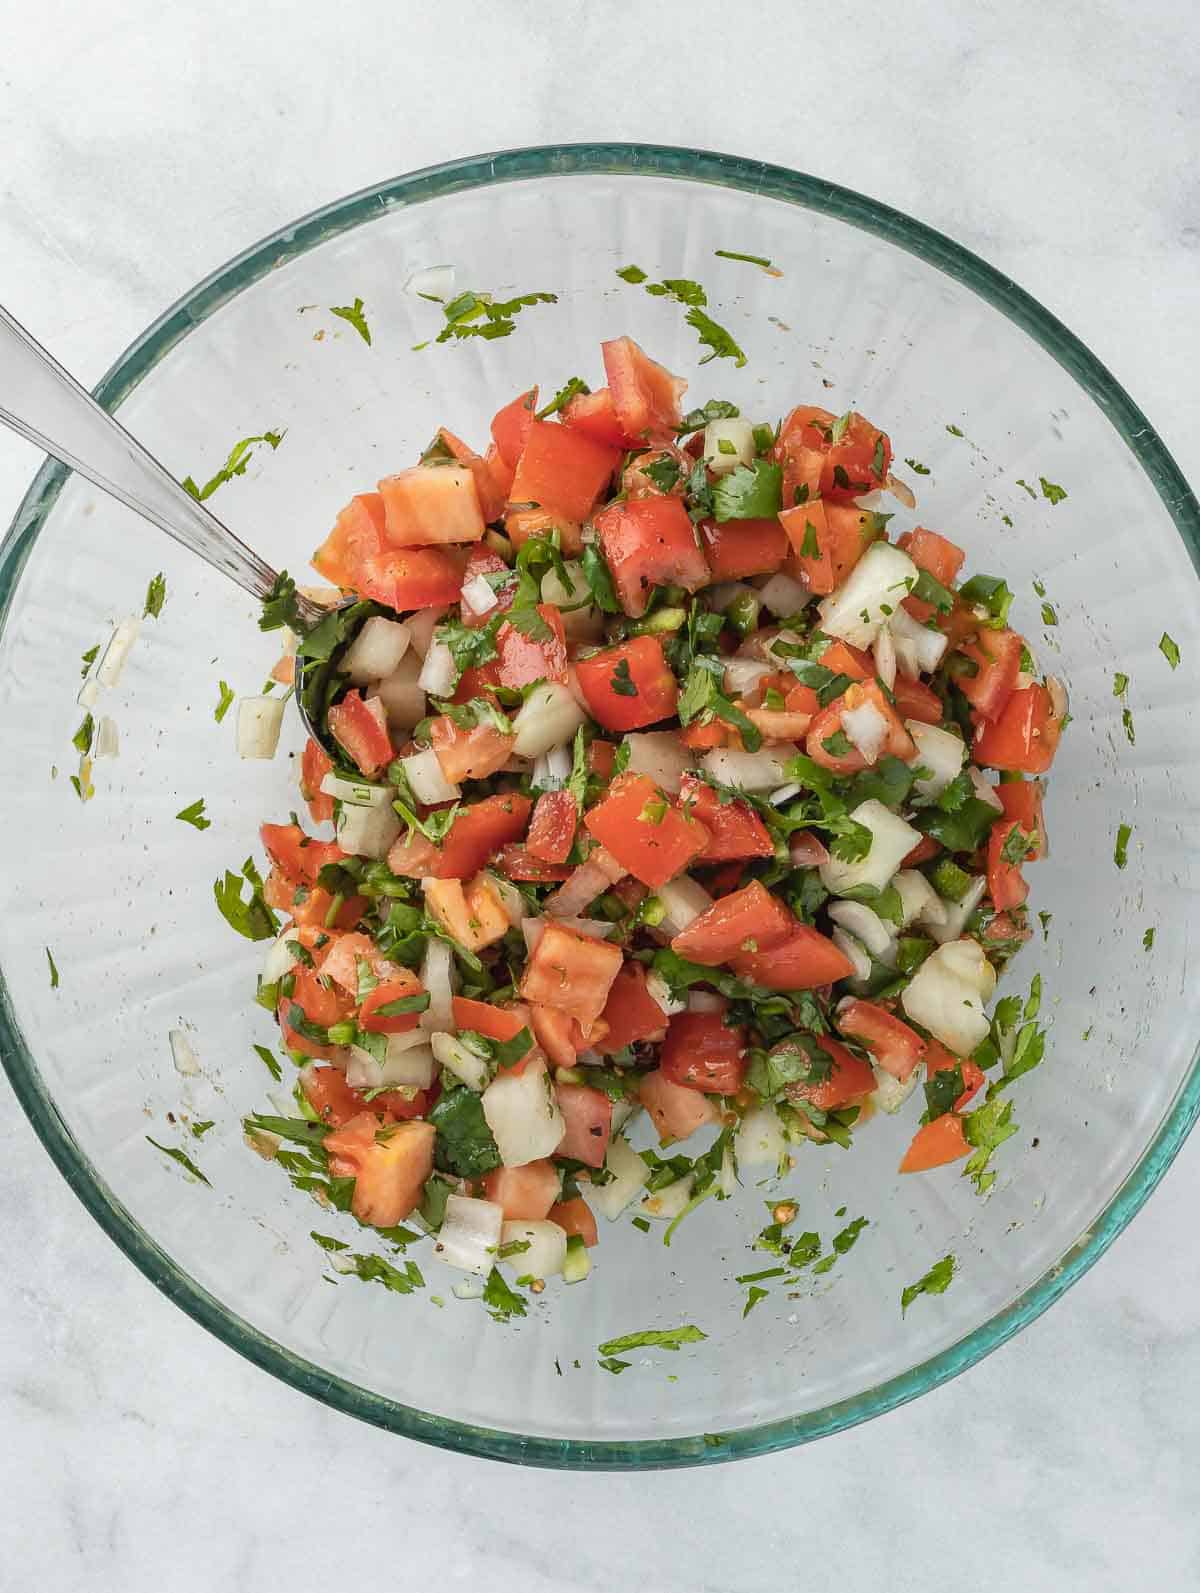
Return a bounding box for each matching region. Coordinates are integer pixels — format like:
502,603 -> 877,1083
3,3 -> 1199,1588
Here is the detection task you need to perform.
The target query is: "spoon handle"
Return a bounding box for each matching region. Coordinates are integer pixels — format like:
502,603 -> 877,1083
0,303 -> 319,622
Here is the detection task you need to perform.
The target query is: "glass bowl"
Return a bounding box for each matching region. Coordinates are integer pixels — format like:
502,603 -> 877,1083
2,144 -> 1198,1470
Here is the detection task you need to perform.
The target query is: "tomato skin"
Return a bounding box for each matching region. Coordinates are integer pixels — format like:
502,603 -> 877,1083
359,972 -> 426,1035
899,1113 -> 970,1173
806,680 -> 915,774
594,496 -> 710,618
594,960 -> 669,1054
440,793 -> 533,881
730,925 -> 855,989
484,1160 -> 561,1221
995,778 -> 1045,860
561,386 -> 629,449
897,527 -> 965,587
639,1068 -> 721,1144
495,604 -> 568,688
519,922 -> 624,1026
300,738 -> 335,825
891,676 -> 943,725
328,690 -> 394,778
838,999 -> 926,1081
958,627 -> 1023,721
670,880 -> 794,966
312,493 -> 387,586
302,1065 -> 368,1127
925,1038 -> 985,1111
679,719 -> 728,750
780,501 -> 878,595
699,516 -> 788,581
973,683 -> 1061,773
601,336 -> 686,440
526,790 -> 578,864
509,419 -> 621,523
822,413 -> 892,500
358,546 -> 466,611
554,1083 -> 613,1167
790,1037 -> 876,1109
528,1003 -> 586,1068
549,1196 -> 598,1247
429,715 -> 515,783
379,465 -> 486,547
493,844 -> 572,882
902,835 -> 941,868
490,388 -> 538,470
678,772 -> 773,862
588,740 -> 617,779
660,1010 -> 748,1094
261,822 -> 346,885
575,636 -> 679,731
584,772 -> 710,889
986,817 -> 1030,911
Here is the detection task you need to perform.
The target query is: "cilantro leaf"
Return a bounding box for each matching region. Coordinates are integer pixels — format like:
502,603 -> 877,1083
437,614 -> 502,679
677,656 -> 762,751
431,289 -> 557,344
146,1136 -> 211,1186
183,430 -> 284,503
711,460 -> 782,523
610,658 -> 638,697
676,399 -> 740,434
962,1098 -> 1018,1193
685,305 -> 747,368
642,455 -> 682,494
958,573 -> 1013,627
715,248 -> 772,268
904,457 -> 931,476
253,1043 -> 283,1082
213,857 -> 279,941
914,797 -> 997,854
536,377 -> 589,418
143,572 -> 167,618
597,1325 -> 707,1356
259,570 -> 305,634
72,713 -> 94,754
1039,476 -> 1067,505
483,1266 -> 528,1321
428,1086 -> 502,1178
46,947 -> 60,989
615,265 -> 648,284
214,680 -> 236,723
1159,632 -> 1181,670
1114,822 -> 1132,869
743,1286 -> 769,1316
176,798 -> 211,831
329,296 -> 371,345
580,544 -> 621,613
901,1254 -> 956,1315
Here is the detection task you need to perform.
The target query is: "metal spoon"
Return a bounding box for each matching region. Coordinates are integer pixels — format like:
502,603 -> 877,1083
0,303 -> 345,743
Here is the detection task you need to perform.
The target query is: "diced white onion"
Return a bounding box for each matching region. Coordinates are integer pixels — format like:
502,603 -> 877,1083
482,1058 -> 565,1167
97,618 -> 140,687
434,1194 -> 503,1275
260,927 -> 308,985
888,604 -> 948,677
852,490 -> 886,511
842,699 -> 890,764
480,870 -> 526,926
645,970 -> 686,1017
885,474 -> 918,509
723,659 -> 774,698
321,772 -> 394,808
545,848 -> 626,918
820,799 -> 921,895
405,264 -> 455,300
531,741 -> 572,790
758,572 -> 810,617
769,782 -> 802,806
706,581 -> 757,613
735,1104 -> 788,1169
592,1135 -> 652,1220
969,767 -> 1005,811
237,696 -> 285,760
77,678 -> 99,709
336,801 -> 402,860
928,875 -> 988,944
417,640 -> 456,697
906,722 -> 966,800
640,1175 -> 695,1221
656,876 -> 713,936
873,623 -> 897,691
687,990 -> 725,1013
95,716 -> 119,759
830,926 -> 872,982
700,744 -> 798,793
522,915 -> 613,955
893,869 -> 947,929
512,682 -> 587,759
403,606 -> 443,659
828,899 -> 896,960
432,1031 -> 490,1092
500,1220 -> 568,1279
346,1041 -> 436,1091
341,616 -> 412,683
400,748 -> 460,805
870,1065 -> 920,1115
703,417 -> 756,475
817,542 -> 918,648
460,574 -> 499,618
169,1028 -> 199,1076
901,939 -> 993,1055
418,937 -> 455,1033
1046,674 -> 1069,720
374,652 -> 426,731
452,1276 -> 486,1300
624,732 -> 694,794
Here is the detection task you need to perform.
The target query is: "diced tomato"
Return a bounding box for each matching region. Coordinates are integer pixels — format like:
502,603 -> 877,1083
519,922 -> 623,1026
678,772 -> 773,862
593,497 -> 709,619
699,516 -> 789,581
449,660 -> 504,706
363,1087 -> 434,1122
495,604 -> 568,688
423,876 -> 509,954
316,931 -> 395,994
549,1196 -> 598,1247
639,1068 -> 721,1144
293,886 -> 368,933
896,527 -> 965,587
660,1010 -> 748,1094
925,1038 -> 985,1111
429,714 -> 516,783
775,439 -> 826,513
301,1065 -> 367,1127
902,835 -> 941,867
270,653 -> 297,686
973,683 -> 1061,774
483,1160 -> 561,1221
777,405 -> 837,453
730,925 -> 855,990
891,676 -> 943,725
378,465 -> 485,547
437,428 -> 508,524
504,505 -> 585,557
561,386 -> 629,449
899,1113 -> 970,1173
493,844 -> 573,882
979,909 -> 1033,952
327,1115 -> 436,1226
995,778 -> 1046,860
679,719 -> 728,750
819,638 -> 874,681
300,738 -> 334,825
587,740 -> 617,779
575,636 -> 679,732
356,546 -> 466,611
790,1036 -> 876,1110
262,821 -> 323,884
837,999 -> 926,1082
584,772 -> 709,888
391,793 -> 532,882
623,445 -> 691,501
554,1083 -> 613,1167
483,443 -> 515,508
595,961 -> 669,1055
312,492 -> 389,588
490,388 -> 538,470
986,817 -> 1031,911
328,690 -> 393,778
671,881 -> 794,966
527,790 -> 578,864
806,680 -> 915,774
359,972 -> 427,1035
451,997 -> 529,1044
822,412 -> 892,500
281,969 -> 355,1060
957,627 -> 1023,721
529,1004 -> 585,1068
508,419 -> 621,524
601,336 -> 686,441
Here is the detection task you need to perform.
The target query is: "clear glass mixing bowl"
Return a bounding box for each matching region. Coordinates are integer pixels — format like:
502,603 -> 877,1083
2,145 -> 1198,1469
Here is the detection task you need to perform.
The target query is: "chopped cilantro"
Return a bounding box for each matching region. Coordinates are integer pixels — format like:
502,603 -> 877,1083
143,572 -> 167,618
1144,927 -> 1156,950
580,544 -> 621,613
676,399 -> 740,434
1040,602 -> 1058,626
1114,822 -> 1132,869
597,1325 -> 707,1356
1038,910 -> 1053,941
962,1098 -> 1018,1193
258,570 -> 305,633
189,1120 -> 215,1140
685,306 -> 746,368
176,798 -> 211,831
631,1216 -> 652,1233
714,248 -> 772,267
213,857 -> 278,941
743,1286 -> 769,1317
901,1254 -> 956,1315
677,657 -> 762,751
428,1086 -> 501,1178
643,455 -> 682,494
615,265 -> 648,283
183,430 -> 284,502
904,457 -> 931,475
80,643 -> 99,677
945,423 -> 964,437
482,1266 -> 527,1321
72,714 -> 94,754
329,296 -> 371,345
45,947 -> 60,989
611,657 -> 638,697
811,1216 -> 868,1274
536,377 -> 589,418
598,1356 -> 631,1374
146,1136 -> 210,1186
214,680 -> 236,722
1159,632 -> 1181,670
253,1043 -> 283,1082
820,729 -> 852,758
1039,476 -> 1067,505
1015,478 -> 1036,498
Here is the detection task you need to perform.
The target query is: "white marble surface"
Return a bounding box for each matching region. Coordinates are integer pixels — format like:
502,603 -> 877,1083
3,2 -> 1199,1588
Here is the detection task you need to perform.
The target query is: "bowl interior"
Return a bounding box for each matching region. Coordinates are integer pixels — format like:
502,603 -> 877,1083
3,148 -> 1199,1467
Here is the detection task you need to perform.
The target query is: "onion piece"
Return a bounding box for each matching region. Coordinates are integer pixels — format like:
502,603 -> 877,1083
337,801 -> 401,860
828,899 -> 896,960
735,1104 -> 787,1169
404,606 -> 444,660
624,731 -> 694,794
341,616 -> 411,683
700,744 -> 798,793
817,542 -> 918,648
820,799 -> 921,895
431,1031 -> 490,1092
169,1028 -> 200,1076
842,698 -> 890,764
405,264 -> 455,299
375,652 -> 426,731
687,990 -> 725,1013
830,926 -> 872,982
870,1065 -> 920,1115
591,1135 -> 651,1220
77,678 -> 100,710
893,869 -> 947,929
95,716 -> 119,759
531,740 -> 572,791
434,1195 -> 504,1275
758,571 -> 810,617
545,848 -> 626,918
97,618 -> 140,688
703,417 -> 756,475
906,721 -> 967,800
901,939 -> 992,1055
460,573 -> 499,618
321,772 -> 394,808
888,604 -> 948,677
645,970 -> 686,1017
418,937 -> 455,1032
873,623 -> 897,691
237,696 -> 285,759
968,767 -> 1004,811
500,1220 -> 568,1279
928,875 -> 988,944
481,1057 -> 565,1167
346,1041 -> 435,1090
417,640 -> 456,697
512,682 -> 587,759
885,473 -> 917,509
1046,674 -> 1069,720
723,658 -> 773,698
656,876 -> 713,936
400,748 -> 460,805
640,1175 -> 695,1221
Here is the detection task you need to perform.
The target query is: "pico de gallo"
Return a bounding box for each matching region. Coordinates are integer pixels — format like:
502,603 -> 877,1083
245,335 -> 1064,1299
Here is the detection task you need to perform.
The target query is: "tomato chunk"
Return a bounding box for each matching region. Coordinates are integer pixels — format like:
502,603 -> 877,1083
899,1113 -> 970,1173
891,676 -> 943,725
509,419 -> 621,523
594,496 -> 710,618
430,714 -> 516,783
660,1010 -> 748,1094
574,636 -> 679,731
327,690 -> 393,778
995,778 -> 1046,860
677,772 -> 773,862
490,388 -> 538,470
584,772 -> 709,888
638,1068 -> 720,1144
549,1196 -> 598,1247
896,527 -> 965,587
526,790 -> 578,864
925,1038 -> 985,1112
357,546 -> 465,611
957,627 -> 1022,722
730,925 -> 855,990
389,793 -> 532,882
437,428 -> 508,524
973,683 -> 1061,773
837,999 -> 926,1082
494,845 -> 573,882
451,997 -> 530,1046
699,516 -> 788,581
483,1160 -> 561,1221
806,680 -> 915,774
561,386 -> 629,449
312,493 -> 389,588
986,817 -> 1031,910
378,465 -> 485,547
671,881 -> 794,966
601,336 -> 686,441
822,412 -> 892,500
519,922 -> 623,1026
789,1036 -> 876,1109
595,960 -> 669,1054
327,1115 -> 435,1226
300,737 -> 334,825
495,604 -> 568,688
302,1065 -> 368,1127
359,972 -> 427,1034
555,1083 -> 613,1167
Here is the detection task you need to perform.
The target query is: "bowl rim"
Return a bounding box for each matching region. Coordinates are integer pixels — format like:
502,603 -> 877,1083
3,141 -> 1199,1469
